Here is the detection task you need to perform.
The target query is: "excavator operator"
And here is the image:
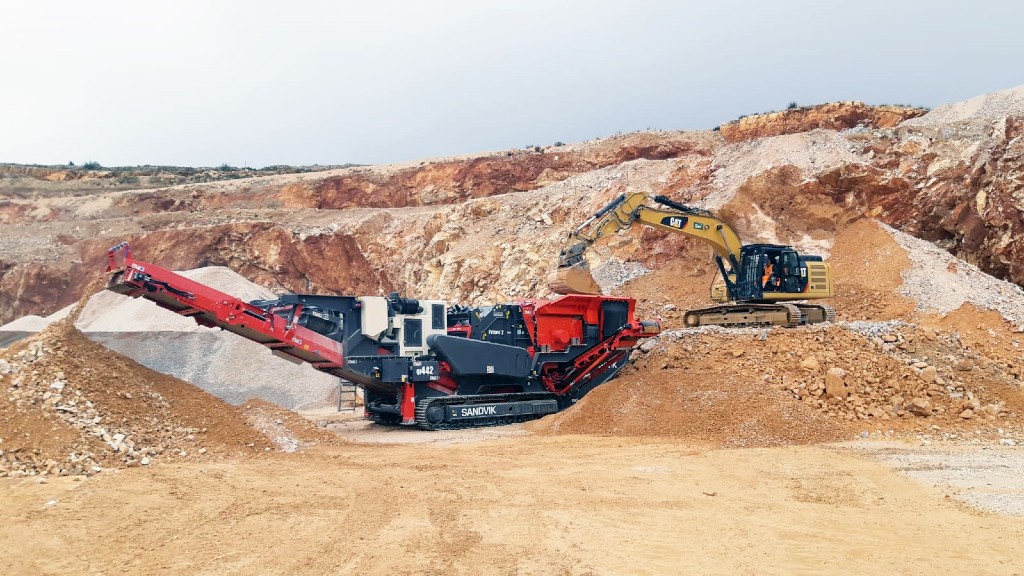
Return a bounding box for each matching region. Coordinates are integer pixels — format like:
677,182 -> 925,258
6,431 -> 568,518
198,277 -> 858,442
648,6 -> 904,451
762,256 -> 779,291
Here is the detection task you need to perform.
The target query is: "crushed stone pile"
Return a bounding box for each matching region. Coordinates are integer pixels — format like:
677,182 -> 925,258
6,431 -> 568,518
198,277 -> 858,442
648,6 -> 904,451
0,315 -> 52,332
75,266 -> 278,332
0,321 -> 273,478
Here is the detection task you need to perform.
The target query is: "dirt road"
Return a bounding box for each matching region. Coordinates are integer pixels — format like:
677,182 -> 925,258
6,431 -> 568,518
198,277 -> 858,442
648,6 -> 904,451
2,435 -> 1023,576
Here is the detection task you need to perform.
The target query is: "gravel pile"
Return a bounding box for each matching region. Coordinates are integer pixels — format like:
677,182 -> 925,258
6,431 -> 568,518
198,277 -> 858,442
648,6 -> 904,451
0,315 -> 51,332
883,223 -> 1024,329
0,322 -> 272,478
76,266 -> 277,332
901,85 -> 1024,127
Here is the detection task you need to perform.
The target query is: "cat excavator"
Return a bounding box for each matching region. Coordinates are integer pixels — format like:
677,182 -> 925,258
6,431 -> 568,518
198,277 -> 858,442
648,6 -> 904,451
547,193 -> 836,327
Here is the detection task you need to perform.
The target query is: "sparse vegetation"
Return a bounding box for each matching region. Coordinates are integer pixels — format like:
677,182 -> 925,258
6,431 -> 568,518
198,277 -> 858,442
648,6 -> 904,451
877,103 -> 929,110
787,102 -> 799,110
553,141 -> 565,147
218,164 -> 237,171
81,161 -> 102,170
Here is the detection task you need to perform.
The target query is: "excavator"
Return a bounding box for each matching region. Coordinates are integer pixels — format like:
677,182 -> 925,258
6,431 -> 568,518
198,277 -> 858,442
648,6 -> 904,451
547,192 -> 835,327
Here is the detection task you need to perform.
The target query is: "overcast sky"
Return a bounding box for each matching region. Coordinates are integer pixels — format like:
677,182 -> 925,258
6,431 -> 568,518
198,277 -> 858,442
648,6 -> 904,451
1,0 -> 1021,168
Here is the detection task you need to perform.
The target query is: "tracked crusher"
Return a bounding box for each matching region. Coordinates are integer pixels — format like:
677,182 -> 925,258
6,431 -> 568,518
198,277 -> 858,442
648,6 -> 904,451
103,243 -> 660,430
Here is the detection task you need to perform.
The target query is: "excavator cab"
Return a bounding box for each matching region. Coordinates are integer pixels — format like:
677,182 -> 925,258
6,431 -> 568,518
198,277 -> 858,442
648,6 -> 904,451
728,244 -> 817,301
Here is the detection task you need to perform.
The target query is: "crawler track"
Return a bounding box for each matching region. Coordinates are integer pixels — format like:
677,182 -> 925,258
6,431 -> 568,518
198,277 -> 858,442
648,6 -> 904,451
683,303 -> 835,328
415,393 -> 560,430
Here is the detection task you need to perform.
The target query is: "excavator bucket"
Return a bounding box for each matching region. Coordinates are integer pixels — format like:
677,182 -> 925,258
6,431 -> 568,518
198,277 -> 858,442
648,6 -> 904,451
547,264 -> 602,295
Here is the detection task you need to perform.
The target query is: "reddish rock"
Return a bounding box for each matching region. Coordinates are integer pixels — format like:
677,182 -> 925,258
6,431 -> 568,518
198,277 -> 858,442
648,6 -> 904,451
719,102 -> 927,143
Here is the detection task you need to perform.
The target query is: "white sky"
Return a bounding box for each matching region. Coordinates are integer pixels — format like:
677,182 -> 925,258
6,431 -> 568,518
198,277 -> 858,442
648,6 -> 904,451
1,0 -> 1021,168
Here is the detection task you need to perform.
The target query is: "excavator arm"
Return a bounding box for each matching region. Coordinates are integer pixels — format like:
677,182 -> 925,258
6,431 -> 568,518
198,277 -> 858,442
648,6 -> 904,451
548,192 -> 744,295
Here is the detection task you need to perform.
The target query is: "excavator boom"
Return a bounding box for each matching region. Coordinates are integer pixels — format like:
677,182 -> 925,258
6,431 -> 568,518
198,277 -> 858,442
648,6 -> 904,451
549,193 -> 743,295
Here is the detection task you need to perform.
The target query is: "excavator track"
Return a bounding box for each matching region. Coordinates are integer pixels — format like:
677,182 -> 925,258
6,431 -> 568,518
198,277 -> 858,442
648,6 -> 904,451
415,393 -> 560,431
792,303 -> 835,324
781,303 -> 803,328
682,302 -> 831,328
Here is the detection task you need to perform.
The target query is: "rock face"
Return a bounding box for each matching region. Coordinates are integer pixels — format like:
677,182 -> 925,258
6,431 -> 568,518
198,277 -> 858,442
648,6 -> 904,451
719,102 -> 927,143
0,87 -> 1023,327
876,113 -> 1024,287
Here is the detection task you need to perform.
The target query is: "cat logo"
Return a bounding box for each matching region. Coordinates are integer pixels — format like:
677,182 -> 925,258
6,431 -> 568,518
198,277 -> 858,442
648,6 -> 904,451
661,215 -> 688,229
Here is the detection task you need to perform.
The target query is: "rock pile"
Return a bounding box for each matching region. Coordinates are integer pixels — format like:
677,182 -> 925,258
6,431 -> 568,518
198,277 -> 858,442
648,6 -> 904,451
532,318 -> 1023,446
884,224 -> 1024,329
0,321 -> 271,478
771,324 -> 1015,424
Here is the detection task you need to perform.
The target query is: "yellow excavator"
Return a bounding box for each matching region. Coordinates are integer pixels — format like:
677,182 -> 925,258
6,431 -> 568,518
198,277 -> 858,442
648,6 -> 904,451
547,192 -> 835,327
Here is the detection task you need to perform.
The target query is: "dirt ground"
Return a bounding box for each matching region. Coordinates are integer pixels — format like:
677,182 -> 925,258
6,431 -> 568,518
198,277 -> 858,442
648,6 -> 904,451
1,431 -> 1023,576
